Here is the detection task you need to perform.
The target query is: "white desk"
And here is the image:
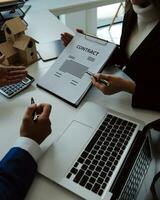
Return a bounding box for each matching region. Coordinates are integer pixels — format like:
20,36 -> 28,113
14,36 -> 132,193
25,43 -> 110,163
27,0 -> 122,35
0,4 -> 160,200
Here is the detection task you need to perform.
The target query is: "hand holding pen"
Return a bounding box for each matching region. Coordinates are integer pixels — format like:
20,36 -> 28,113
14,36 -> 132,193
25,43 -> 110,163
86,71 -> 110,87
20,100 -> 52,144
87,71 -> 133,95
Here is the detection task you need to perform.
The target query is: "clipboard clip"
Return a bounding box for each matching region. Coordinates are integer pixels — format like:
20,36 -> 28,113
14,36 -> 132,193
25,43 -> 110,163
85,33 -> 108,46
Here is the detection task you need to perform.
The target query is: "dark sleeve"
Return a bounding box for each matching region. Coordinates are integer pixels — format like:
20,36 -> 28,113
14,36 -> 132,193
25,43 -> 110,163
132,81 -> 160,111
106,9 -> 136,69
0,147 -> 37,200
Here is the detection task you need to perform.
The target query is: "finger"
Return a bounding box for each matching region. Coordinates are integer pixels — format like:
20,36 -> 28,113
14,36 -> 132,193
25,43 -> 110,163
93,80 -> 107,92
36,104 -> 52,119
0,78 -> 23,86
0,67 -> 8,74
91,76 -> 97,84
0,80 -> 8,87
61,33 -> 74,47
61,36 -> 70,46
5,78 -> 25,85
7,66 -> 26,71
7,74 -> 26,80
63,32 -> 73,39
60,33 -> 65,39
23,104 -> 37,123
60,34 -> 64,40
0,55 -> 5,63
61,33 -> 73,42
95,73 -> 110,81
62,37 -> 70,44
76,29 -> 84,34
8,69 -> 27,76
91,76 -> 106,88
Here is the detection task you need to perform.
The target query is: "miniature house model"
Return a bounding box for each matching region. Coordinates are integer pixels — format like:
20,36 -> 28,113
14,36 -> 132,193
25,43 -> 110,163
0,17 -> 38,66
0,41 -> 17,65
3,17 -> 26,42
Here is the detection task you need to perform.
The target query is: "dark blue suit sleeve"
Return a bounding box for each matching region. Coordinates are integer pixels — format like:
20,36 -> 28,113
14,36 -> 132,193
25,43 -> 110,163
0,147 -> 37,200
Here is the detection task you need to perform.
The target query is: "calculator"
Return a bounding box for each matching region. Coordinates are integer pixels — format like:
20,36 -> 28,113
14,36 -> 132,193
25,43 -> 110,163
0,75 -> 34,98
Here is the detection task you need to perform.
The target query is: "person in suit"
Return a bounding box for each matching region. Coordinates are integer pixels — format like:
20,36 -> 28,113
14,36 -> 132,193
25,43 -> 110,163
0,51 -> 51,200
0,45 -> 52,200
61,0 -> 160,111
0,54 -> 27,86
0,103 -> 52,200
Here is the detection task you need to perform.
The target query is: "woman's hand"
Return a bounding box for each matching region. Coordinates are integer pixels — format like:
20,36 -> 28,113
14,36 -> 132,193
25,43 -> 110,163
61,29 -> 84,46
0,55 -> 27,87
91,73 -> 136,95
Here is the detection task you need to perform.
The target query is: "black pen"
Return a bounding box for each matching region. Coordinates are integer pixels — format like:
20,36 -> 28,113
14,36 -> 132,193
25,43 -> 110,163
31,97 -> 39,121
86,71 -> 110,87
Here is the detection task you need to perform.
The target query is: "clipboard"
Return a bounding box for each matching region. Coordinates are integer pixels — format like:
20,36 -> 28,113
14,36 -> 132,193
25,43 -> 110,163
85,33 -> 109,45
37,33 -> 117,107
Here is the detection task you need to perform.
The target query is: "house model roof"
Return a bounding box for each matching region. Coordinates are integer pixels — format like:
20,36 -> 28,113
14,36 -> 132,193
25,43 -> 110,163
0,41 -> 17,58
2,17 -> 27,35
13,35 -> 38,51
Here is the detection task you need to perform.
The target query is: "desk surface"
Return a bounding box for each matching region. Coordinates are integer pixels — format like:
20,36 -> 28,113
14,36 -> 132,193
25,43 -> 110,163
0,2 -> 160,200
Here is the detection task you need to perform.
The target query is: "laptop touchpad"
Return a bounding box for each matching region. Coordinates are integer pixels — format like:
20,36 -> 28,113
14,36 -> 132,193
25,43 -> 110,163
38,120 -> 93,182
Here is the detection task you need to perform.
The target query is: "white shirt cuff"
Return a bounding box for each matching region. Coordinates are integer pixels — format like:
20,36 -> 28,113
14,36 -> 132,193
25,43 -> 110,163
13,137 -> 42,162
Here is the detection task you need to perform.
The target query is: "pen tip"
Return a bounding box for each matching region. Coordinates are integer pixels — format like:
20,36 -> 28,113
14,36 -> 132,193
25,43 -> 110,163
31,97 -> 35,104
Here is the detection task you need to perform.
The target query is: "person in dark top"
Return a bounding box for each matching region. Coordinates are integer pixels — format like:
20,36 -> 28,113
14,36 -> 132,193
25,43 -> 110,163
61,0 -> 160,111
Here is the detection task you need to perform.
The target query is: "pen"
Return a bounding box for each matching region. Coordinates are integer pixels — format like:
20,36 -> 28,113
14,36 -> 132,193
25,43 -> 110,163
86,71 -> 110,87
31,97 -> 39,121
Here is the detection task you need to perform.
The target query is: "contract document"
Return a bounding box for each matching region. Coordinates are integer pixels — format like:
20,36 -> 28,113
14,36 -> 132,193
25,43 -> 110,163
37,32 -> 117,107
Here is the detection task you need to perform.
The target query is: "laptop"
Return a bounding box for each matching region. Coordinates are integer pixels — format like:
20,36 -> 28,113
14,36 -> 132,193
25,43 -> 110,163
38,102 -> 153,200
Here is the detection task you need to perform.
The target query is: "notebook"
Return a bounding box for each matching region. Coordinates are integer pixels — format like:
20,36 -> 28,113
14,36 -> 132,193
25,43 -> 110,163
38,102 -> 153,200
37,40 -> 64,62
37,33 -> 117,107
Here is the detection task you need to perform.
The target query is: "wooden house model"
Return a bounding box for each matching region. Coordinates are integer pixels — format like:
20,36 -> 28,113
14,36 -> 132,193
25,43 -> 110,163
13,35 -> 38,65
0,41 -> 18,65
0,17 -> 38,66
2,17 -> 27,43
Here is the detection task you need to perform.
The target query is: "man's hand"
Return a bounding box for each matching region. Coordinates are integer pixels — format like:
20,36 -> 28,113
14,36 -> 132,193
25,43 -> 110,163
91,73 -> 136,95
61,29 -> 84,46
20,104 -> 52,144
0,55 -> 27,87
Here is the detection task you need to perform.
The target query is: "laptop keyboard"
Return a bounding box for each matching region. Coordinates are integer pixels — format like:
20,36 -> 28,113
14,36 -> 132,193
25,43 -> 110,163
66,113 -> 137,196
118,138 -> 151,200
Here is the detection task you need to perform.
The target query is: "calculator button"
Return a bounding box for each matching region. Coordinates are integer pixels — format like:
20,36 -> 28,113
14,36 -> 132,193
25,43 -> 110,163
2,87 -> 7,90
22,78 -> 30,84
1,88 -> 7,92
7,91 -> 14,95
19,83 -> 25,87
